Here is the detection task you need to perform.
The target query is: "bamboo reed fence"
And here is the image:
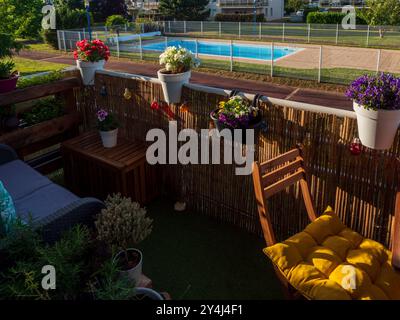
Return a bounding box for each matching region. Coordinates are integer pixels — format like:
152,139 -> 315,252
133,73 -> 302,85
76,72 -> 400,248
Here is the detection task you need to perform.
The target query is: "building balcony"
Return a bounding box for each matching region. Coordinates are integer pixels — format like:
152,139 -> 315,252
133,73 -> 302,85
218,0 -> 269,8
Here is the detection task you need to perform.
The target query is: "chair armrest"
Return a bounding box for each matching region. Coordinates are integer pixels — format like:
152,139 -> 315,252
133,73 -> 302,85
34,197 -> 105,243
0,144 -> 18,165
392,192 -> 400,269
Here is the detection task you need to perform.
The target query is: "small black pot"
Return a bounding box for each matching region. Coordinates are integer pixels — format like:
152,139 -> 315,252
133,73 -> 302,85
210,108 -> 264,144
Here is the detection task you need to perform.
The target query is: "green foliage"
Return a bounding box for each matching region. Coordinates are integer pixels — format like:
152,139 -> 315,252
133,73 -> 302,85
0,224 -> 93,300
158,0 -> 210,21
89,259 -> 134,300
361,0 -> 400,30
95,194 -> 153,252
105,15 -> 128,30
42,5 -> 90,48
17,71 -> 64,89
0,60 -> 16,79
0,0 -> 43,39
306,12 -> 367,25
37,225 -> 92,299
214,13 -> 265,22
91,0 -> 128,22
0,218 -> 42,269
0,33 -> 22,59
287,0 -> 303,12
21,97 -> 65,126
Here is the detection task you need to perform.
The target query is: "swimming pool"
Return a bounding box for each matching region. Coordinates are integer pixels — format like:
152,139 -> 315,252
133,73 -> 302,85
141,40 -> 302,61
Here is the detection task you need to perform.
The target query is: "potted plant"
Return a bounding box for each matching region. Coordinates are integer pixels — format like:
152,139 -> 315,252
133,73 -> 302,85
95,194 -> 153,286
346,73 -> 400,150
96,109 -> 120,148
74,39 -> 110,86
157,46 -> 200,104
210,95 -> 263,143
0,33 -> 21,94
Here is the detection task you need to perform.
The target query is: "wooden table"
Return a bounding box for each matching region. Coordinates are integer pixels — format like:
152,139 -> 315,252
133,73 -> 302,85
62,131 -> 158,204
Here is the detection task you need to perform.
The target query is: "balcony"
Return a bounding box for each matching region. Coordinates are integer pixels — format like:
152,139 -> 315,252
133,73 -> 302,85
218,0 -> 269,7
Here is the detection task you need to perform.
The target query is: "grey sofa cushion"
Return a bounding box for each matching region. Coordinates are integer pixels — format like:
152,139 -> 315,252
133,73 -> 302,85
14,183 -> 79,223
0,160 -> 52,201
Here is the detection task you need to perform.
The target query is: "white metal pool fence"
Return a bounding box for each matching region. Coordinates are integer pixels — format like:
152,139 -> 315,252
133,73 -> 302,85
57,21 -> 400,85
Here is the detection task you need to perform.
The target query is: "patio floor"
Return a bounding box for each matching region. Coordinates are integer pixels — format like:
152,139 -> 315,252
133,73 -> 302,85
137,198 -> 284,300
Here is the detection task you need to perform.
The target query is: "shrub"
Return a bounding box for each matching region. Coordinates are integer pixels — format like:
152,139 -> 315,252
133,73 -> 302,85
214,13 -> 265,22
95,194 -> 153,252
307,12 -> 367,25
105,15 -> 128,31
42,7 -> 90,49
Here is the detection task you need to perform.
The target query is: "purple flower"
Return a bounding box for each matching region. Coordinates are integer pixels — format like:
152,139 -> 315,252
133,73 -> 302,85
97,109 -> 108,122
346,73 -> 400,110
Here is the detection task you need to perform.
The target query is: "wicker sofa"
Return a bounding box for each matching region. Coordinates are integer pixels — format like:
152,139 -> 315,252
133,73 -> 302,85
0,144 -> 104,241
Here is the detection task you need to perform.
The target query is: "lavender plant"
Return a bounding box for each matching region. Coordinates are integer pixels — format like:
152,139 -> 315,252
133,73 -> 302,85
346,73 -> 400,111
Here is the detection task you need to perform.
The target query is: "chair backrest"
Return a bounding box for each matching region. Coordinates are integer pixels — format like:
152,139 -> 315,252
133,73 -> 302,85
392,191 -> 400,269
252,146 -> 317,246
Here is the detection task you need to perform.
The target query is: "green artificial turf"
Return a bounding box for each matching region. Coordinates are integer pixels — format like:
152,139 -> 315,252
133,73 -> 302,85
137,198 -> 284,300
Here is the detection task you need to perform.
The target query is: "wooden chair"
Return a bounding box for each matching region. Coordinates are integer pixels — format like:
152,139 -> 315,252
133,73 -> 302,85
252,146 -> 400,299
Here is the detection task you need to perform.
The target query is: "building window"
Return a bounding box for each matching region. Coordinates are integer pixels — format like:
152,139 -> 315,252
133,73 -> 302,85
270,7 -> 273,17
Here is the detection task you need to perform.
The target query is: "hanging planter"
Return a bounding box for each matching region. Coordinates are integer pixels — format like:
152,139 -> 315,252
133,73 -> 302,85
157,69 -> 191,104
346,73 -> 400,150
74,39 -> 110,86
157,46 -> 200,104
210,93 -> 264,144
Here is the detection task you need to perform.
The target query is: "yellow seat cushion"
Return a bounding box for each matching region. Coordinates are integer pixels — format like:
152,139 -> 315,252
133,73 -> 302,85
264,209 -> 400,300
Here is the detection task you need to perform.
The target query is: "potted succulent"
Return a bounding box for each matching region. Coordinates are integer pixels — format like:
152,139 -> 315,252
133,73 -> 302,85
157,46 -> 200,104
95,194 -> 153,286
96,109 -> 120,148
74,39 -> 110,86
210,95 -> 263,143
0,33 -> 21,94
346,73 -> 400,150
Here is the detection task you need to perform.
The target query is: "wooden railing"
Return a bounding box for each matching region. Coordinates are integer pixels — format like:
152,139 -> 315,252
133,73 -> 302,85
0,76 -> 82,173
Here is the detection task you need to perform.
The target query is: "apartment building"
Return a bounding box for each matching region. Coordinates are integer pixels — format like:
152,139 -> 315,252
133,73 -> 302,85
208,0 -> 284,21
127,0 -> 285,21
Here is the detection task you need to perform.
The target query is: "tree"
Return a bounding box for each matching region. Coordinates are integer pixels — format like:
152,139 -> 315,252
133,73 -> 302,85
286,0 -> 303,12
0,0 -> 43,38
90,0 -> 128,21
362,0 -> 400,37
158,0 -> 210,21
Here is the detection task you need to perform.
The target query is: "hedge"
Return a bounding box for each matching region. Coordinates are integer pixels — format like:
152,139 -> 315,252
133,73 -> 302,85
214,13 -> 265,23
307,12 -> 367,25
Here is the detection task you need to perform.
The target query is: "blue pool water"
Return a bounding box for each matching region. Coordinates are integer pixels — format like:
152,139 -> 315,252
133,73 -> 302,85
141,40 -> 301,61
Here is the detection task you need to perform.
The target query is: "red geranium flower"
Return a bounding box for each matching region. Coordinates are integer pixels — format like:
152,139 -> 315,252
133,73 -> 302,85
74,39 -> 110,63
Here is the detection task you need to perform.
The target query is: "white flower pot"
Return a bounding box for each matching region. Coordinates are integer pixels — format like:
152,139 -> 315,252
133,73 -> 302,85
157,69 -> 191,104
77,60 -> 105,85
353,102 -> 400,150
114,249 -> 143,285
99,128 -> 118,148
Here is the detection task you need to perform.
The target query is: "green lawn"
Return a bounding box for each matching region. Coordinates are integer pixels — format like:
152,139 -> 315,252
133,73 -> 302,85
137,198 -> 283,300
14,57 -> 68,76
26,43 -> 60,54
